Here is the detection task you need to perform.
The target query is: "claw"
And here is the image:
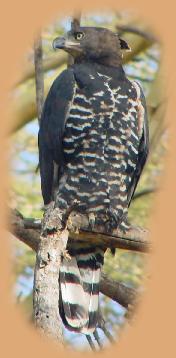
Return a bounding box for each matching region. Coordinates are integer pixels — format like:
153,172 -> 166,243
62,249 -> 71,261
105,208 -> 120,232
88,212 -> 96,229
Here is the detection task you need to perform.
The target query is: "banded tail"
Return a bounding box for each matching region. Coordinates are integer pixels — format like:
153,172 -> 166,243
59,246 -> 105,334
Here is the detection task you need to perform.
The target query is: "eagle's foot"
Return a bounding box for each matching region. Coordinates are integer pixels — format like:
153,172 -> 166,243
42,202 -> 65,235
105,208 -> 119,233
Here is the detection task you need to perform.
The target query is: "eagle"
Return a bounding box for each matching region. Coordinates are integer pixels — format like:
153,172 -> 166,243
38,25 -> 149,336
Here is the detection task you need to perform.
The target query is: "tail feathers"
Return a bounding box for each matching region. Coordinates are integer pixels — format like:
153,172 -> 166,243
59,247 -> 104,334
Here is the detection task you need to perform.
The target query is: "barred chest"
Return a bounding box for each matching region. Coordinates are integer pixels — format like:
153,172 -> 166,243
57,68 -> 142,221
62,70 -> 140,171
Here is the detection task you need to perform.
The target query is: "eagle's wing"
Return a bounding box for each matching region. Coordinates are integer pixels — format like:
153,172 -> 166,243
127,81 -> 149,207
38,68 -> 76,205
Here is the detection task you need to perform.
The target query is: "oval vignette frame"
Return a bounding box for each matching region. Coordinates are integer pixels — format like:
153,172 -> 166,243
0,1 -> 175,358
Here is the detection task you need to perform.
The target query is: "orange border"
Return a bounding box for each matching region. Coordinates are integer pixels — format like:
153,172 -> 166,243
0,1 -> 175,357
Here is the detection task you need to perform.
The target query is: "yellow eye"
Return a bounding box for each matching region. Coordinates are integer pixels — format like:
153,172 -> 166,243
75,32 -> 84,40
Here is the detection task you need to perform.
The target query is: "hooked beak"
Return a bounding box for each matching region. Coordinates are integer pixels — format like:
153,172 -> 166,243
53,37 -> 65,50
52,36 -> 82,53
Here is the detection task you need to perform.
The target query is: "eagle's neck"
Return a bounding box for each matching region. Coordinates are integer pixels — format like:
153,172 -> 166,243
73,58 -> 125,81
96,54 -> 122,68
74,52 -> 122,68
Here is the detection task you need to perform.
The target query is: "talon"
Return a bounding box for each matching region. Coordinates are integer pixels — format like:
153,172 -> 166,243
105,208 -> 120,232
88,212 -> 96,229
62,249 -> 71,261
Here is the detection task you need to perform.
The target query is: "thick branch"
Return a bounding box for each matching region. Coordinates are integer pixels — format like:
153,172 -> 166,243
10,209 -> 40,251
33,32 -> 66,346
33,229 -> 69,344
100,273 -> 137,308
10,209 -> 150,253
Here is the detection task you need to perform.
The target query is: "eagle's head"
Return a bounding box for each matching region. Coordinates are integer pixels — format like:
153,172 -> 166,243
53,26 -> 130,66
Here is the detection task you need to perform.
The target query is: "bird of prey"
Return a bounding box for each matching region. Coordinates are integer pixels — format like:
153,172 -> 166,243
38,25 -> 149,335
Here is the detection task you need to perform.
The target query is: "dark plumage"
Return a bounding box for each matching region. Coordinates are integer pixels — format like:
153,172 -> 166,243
38,26 -> 149,334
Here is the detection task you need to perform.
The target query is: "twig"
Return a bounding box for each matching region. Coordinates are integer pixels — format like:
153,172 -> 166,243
33,34 -> 44,123
133,187 -> 157,201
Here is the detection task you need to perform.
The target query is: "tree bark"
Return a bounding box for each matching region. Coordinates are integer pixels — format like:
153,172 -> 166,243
100,273 -> 138,308
33,35 -> 44,123
32,33 -> 66,344
33,231 -> 68,344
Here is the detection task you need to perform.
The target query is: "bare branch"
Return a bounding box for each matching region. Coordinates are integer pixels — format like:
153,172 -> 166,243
10,209 -> 40,251
10,209 -> 150,253
33,34 -> 44,123
133,187 -> 157,201
100,273 -> 138,308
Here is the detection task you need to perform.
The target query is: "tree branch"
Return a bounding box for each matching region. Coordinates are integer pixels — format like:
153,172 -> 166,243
33,35 -> 44,123
33,34 -> 65,344
10,209 -> 139,309
33,229 -> 68,344
100,273 -> 138,308
133,187 -> 157,201
15,52 -> 67,87
10,209 -> 150,253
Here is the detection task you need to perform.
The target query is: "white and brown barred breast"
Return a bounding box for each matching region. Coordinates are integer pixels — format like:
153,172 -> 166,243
55,70 -> 143,229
